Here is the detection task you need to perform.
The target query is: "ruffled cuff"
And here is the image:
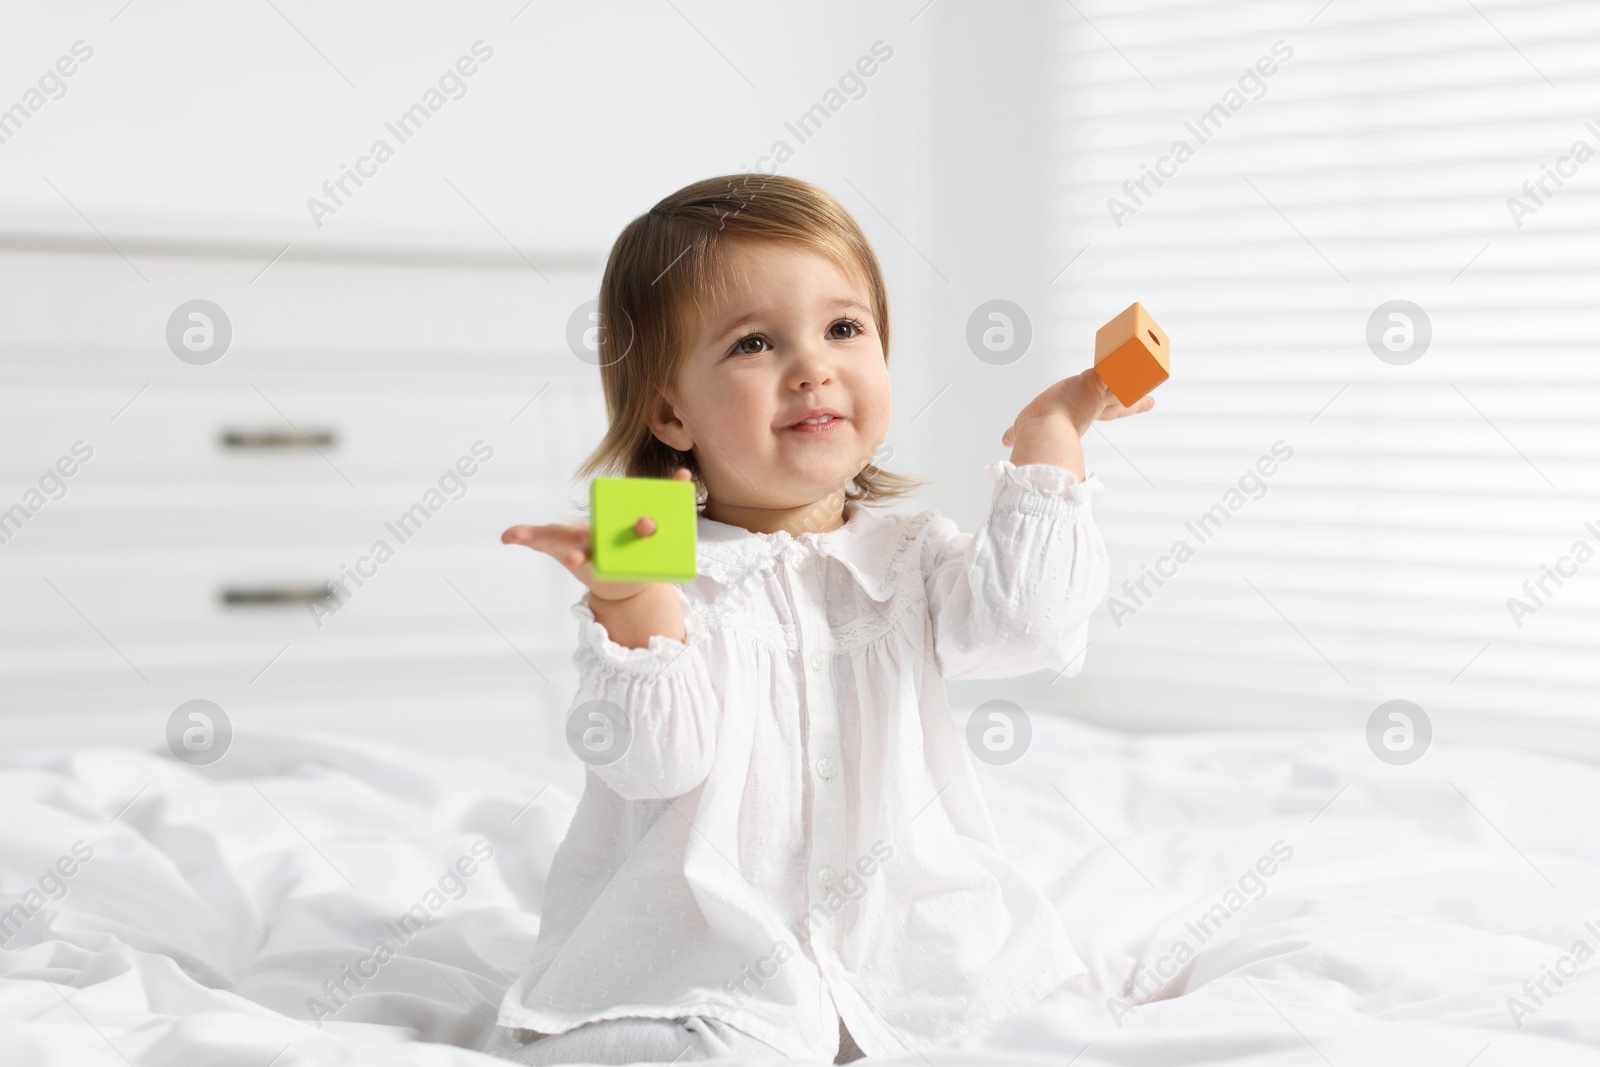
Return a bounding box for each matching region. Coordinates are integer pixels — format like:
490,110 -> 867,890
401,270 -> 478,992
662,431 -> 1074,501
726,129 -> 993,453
985,459 -> 1104,518
570,584 -> 706,680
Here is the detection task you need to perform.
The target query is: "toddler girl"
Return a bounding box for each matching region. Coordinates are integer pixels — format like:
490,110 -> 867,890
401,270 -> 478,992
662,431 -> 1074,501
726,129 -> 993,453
496,174 -> 1151,1064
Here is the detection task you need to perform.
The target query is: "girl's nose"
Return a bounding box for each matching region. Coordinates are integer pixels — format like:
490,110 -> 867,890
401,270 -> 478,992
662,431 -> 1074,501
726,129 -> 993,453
792,347 -> 835,388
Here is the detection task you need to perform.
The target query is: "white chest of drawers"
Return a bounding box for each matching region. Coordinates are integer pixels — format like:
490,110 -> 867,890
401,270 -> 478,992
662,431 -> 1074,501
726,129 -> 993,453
1,228 -> 608,760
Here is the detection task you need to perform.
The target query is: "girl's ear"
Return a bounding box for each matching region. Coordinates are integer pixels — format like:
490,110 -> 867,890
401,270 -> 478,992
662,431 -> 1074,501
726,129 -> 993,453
647,387 -> 694,452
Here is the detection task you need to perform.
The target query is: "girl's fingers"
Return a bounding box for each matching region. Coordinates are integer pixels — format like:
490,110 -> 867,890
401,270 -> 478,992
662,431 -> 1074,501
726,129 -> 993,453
500,522 -> 590,565
502,524 -> 569,550
557,535 -> 593,575
1104,396 -> 1155,420
500,524 -> 538,547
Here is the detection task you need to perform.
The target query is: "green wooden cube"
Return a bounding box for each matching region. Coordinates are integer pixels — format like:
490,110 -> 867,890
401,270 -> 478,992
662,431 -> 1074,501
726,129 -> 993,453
589,476 -> 698,583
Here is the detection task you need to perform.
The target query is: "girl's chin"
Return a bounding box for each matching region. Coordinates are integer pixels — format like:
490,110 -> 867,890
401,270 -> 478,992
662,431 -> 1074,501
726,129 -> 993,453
792,461 -> 870,494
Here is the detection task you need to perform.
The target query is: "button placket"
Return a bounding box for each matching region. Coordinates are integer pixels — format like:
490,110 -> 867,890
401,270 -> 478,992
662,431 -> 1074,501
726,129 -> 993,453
786,545 -> 848,943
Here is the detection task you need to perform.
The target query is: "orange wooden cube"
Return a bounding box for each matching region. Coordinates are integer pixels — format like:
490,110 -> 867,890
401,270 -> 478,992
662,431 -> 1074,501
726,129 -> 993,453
1093,302 -> 1169,406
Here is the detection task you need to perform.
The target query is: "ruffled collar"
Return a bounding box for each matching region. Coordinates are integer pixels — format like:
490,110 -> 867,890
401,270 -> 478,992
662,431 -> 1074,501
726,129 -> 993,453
695,500 -> 933,602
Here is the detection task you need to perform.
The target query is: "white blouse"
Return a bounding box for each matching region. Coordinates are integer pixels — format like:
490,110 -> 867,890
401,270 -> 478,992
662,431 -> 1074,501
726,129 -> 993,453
497,460 -> 1110,1060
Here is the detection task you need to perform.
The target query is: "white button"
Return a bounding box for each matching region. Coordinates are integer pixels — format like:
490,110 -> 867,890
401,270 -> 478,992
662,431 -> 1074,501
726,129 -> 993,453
789,552 -> 809,572
816,757 -> 837,780
818,866 -> 836,889
808,650 -> 825,671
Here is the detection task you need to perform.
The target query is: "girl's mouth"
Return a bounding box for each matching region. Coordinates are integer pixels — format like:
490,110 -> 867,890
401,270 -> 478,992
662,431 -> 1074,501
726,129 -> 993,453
786,415 -> 845,437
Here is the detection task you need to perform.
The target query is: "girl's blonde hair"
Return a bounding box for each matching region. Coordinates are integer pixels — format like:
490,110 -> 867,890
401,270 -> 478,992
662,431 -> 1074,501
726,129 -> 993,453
573,173 -> 926,512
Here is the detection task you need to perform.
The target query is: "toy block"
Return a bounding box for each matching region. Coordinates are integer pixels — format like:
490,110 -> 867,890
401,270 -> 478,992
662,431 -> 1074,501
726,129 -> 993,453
589,477 -> 698,583
1093,302 -> 1170,406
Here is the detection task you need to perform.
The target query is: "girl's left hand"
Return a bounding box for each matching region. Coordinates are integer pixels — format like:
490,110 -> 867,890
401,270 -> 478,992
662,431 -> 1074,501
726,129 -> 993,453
1000,368 -> 1155,447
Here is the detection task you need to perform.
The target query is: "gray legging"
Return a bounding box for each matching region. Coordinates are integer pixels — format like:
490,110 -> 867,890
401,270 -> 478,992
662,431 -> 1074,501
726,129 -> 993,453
511,1015 -> 867,1065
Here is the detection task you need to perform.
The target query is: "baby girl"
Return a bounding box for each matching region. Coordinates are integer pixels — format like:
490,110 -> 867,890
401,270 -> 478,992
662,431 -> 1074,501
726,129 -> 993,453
496,173 -> 1152,1064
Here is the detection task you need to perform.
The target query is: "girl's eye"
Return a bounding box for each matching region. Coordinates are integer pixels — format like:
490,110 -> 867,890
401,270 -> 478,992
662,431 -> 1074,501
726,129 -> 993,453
729,319 -> 863,356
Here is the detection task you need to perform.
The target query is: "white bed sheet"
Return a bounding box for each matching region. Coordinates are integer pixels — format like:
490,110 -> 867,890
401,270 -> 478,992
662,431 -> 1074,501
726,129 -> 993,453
2,714 -> 1599,1066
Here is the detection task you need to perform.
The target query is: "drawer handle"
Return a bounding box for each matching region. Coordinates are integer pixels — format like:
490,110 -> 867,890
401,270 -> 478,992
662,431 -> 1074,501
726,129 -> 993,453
221,428 -> 337,450
221,584 -> 336,606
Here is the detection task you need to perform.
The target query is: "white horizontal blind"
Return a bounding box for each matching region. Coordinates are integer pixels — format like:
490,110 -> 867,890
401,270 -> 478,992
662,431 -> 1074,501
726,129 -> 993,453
1046,0 -> 1600,736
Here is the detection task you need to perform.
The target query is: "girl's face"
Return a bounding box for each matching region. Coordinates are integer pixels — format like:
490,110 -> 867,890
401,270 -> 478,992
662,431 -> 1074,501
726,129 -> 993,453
652,239 -> 891,523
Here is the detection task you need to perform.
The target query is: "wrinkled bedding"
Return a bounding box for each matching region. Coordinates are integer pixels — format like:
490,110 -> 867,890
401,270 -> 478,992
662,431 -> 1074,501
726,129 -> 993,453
3,714 -> 1599,1065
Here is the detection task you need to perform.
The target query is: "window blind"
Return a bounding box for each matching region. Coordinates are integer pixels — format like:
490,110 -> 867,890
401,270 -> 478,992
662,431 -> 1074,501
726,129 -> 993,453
1043,0 -> 1600,741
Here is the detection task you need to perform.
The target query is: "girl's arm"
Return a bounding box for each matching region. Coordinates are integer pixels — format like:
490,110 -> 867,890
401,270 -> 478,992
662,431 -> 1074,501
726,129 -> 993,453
924,463 -> 1108,681
503,467 -> 719,800
567,585 -> 720,800
923,369 -> 1151,681
587,583 -> 685,649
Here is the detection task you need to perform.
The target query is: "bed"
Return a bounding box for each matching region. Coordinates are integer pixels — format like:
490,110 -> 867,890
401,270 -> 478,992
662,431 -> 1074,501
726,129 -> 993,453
3,714 -> 1599,1066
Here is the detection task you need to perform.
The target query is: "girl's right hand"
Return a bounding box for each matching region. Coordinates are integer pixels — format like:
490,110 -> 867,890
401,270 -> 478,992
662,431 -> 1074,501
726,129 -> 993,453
499,466 -> 695,604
